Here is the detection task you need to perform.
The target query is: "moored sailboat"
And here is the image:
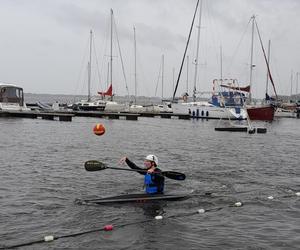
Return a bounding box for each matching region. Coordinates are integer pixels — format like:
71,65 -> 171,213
245,16 -> 278,121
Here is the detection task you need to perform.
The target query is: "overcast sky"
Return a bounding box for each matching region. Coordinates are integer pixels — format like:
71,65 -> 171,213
0,0 -> 299,99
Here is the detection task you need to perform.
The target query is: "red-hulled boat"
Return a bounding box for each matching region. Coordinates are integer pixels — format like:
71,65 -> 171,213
246,104 -> 275,121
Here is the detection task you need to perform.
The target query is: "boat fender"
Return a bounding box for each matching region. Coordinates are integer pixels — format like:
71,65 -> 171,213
44,235 -> 54,242
196,109 -> 199,117
206,111 -> 209,117
155,215 -> 163,220
197,208 -> 205,213
201,110 -> 204,116
104,225 -> 114,231
234,202 -> 243,207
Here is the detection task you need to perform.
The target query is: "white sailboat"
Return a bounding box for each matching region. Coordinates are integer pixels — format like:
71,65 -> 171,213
73,30 -> 106,111
102,9 -> 129,112
171,0 -> 246,120
129,26 -> 145,113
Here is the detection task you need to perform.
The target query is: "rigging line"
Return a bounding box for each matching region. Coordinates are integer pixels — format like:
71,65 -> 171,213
254,19 -> 278,98
113,15 -> 130,97
226,18 -> 252,75
172,0 -> 200,101
154,58 -> 162,97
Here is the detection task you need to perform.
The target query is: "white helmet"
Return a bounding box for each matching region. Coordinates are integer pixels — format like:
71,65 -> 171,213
145,154 -> 158,166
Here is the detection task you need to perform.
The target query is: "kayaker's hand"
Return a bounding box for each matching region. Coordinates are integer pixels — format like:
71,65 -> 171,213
147,168 -> 155,173
119,156 -> 127,165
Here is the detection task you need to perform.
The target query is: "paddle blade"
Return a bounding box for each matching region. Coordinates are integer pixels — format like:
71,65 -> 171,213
84,160 -> 107,171
162,171 -> 186,181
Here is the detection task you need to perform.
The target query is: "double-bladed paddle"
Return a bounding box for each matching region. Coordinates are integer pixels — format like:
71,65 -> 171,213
84,160 -> 186,181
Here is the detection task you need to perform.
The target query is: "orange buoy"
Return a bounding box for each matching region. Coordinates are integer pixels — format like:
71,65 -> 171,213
93,123 -> 105,136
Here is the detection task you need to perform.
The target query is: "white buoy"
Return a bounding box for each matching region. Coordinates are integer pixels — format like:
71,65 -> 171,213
268,196 -> 274,200
155,215 -> 163,220
197,208 -> 205,213
44,235 -> 54,242
296,192 -> 300,196
234,202 -> 242,207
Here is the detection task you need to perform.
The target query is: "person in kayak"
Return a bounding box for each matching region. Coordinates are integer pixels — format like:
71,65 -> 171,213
119,154 -> 165,194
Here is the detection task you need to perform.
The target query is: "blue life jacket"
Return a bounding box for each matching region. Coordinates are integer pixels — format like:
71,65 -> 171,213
144,173 -> 164,194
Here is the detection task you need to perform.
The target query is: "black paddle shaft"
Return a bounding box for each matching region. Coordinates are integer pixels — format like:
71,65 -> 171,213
84,160 -> 186,181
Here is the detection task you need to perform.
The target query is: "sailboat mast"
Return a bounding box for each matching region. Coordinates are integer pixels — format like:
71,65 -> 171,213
134,26 -> 137,105
88,30 -> 92,102
249,15 -> 255,102
162,54 -> 164,100
193,0 -> 203,102
110,9 -> 113,101
290,70 -> 293,96
220,46 -> 223,81
265,40 -> 271,96
186,55 -> 189,94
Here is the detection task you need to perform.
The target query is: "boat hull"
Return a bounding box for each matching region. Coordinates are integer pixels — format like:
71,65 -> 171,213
172,102 -> 246,120
82,193 -> 189,205
246,105 -> 275,121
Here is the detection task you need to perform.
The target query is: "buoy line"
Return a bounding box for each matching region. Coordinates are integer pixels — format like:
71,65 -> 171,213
1,190 -> 298,249
0,201 -> 241,249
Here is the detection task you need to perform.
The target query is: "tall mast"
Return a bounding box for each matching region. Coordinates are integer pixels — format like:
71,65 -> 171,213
220,46 -> 223,80
290,70 -> 293,96
186,55 -> 189,93
162,54 -> 164,100
297,72 -> 299,94
193,0 -> 203,102
87,30 -> 92,102
249,15 -> 255,102
172,67 -> 175,95
265,40 -> 271,96
134,26 -> 137,105
110,9 -> 113,101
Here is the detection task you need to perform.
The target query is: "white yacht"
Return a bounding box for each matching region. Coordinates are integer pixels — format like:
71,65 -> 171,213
0,83 -> 30,111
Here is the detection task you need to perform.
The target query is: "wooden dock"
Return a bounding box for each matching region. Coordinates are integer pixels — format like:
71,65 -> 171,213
0,110 -> 193,121
0,110 -> 74,121
73,111 -> 139,120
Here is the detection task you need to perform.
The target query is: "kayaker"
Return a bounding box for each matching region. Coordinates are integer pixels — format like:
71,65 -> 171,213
119,155 -> 165,194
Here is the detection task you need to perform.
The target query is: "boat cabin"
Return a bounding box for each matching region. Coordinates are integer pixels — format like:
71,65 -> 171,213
0,83 -> 29,111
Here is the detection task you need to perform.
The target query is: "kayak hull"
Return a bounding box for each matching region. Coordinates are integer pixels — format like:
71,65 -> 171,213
83,193 -> 189,205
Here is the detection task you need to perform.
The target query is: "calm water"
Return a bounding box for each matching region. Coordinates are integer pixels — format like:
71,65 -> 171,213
0,115 -> 299,249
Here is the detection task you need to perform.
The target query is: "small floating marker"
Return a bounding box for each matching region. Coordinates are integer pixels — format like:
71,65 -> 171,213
268,196 -> 274,200
103,225 -> 114,231
93,123 -> 106,136
44,235 -> 54,242
155,215 -> 163,220
295,192 -> 300,196
197,208 -> 205,213
234,202 -> 243,207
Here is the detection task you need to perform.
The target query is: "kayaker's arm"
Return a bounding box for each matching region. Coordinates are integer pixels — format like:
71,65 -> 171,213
125,158 -> 146,175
